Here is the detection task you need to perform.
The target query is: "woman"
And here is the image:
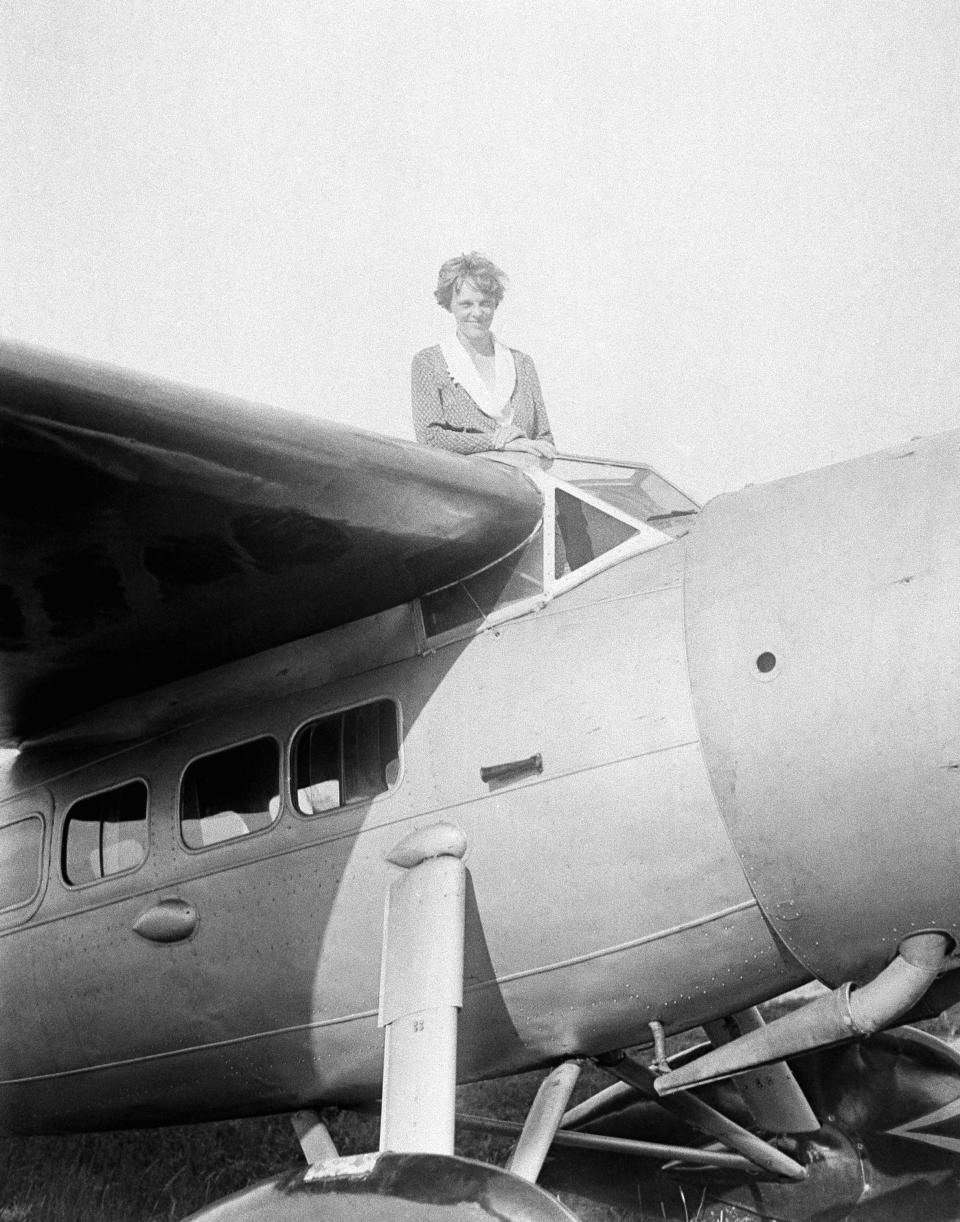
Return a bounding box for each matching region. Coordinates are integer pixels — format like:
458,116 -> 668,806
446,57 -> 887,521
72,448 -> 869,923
411,253 -> 556,458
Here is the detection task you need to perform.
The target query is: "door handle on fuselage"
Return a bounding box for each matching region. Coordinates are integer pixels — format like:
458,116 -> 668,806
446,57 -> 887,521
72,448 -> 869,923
133,898 -> 199,943
480,753 -> 543,784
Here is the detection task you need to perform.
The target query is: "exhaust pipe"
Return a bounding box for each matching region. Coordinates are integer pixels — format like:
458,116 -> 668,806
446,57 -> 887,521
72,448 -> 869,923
656,932 -> 952,1096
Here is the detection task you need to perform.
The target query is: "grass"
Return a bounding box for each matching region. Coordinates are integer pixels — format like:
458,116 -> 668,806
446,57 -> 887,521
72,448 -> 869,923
4,998 -> 955,1221
0,1068 -> 756,1222
0,1111 -> 367,1222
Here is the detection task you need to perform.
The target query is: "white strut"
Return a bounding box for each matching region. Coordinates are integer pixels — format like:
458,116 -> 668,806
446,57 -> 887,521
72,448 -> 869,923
378,822 -> 468,1155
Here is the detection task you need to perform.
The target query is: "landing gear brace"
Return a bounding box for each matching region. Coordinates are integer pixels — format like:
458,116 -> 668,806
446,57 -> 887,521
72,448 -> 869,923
300,821 -> 808,1214
186,823 -> 959,1221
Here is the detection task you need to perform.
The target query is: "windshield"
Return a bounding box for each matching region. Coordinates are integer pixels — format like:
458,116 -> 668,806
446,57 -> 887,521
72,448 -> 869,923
420,454 -> 698,644
551,455 -> 699,539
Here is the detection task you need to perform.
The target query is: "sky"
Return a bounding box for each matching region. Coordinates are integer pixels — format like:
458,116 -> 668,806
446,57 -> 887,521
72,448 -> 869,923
2,1 -> 959,502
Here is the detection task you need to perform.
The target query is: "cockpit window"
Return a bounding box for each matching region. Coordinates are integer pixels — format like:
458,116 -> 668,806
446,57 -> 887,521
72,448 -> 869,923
420,456 -> 694,644
551,456 -> 699,538
554,489 -> 639,577
421,528 -> 543,638
421,479 -> 650,638
63,781 -> 147,886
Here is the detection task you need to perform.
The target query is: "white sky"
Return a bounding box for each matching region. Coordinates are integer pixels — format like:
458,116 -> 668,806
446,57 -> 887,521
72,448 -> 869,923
2,1 -> 958,501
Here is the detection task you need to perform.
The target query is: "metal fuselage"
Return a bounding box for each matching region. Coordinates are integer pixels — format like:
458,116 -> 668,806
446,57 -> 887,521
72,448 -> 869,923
2,430 -> 959,1136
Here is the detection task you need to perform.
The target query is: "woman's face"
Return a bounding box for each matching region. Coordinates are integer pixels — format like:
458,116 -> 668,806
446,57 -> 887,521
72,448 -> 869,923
450,279 -> 497,341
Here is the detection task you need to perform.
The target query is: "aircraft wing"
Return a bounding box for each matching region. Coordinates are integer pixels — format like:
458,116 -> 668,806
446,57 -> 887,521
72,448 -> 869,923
0,341 -> 543,745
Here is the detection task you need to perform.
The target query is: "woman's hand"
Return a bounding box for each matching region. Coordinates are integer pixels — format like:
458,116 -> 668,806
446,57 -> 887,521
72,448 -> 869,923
492,423 -> 527,450
502,436 -> 556,460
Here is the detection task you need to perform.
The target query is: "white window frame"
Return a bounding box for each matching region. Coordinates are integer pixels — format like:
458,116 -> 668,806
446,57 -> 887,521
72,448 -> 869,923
416,470 -> 673,651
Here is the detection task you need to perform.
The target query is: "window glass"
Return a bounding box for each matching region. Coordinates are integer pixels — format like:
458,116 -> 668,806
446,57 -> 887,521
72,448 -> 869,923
1,817 -> 44,910
421,529 -> 543,638
555,489 -> 638,578
180,737 -> 280,849
551,458 -> 699,536
63,782 -> 147,886
463,531 -> 543,610
421,581 -> 483,639
292,700 -> 399,816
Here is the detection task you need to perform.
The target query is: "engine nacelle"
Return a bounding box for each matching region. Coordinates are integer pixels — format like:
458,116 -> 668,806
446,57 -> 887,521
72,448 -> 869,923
685,429 -> 960,983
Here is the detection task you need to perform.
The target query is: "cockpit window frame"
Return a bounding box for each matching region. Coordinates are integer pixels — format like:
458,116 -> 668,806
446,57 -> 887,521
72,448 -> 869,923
414,523 -> 547,649
551,452 -> 701,523
547,475 -> 672,593
416,466 -> 679,651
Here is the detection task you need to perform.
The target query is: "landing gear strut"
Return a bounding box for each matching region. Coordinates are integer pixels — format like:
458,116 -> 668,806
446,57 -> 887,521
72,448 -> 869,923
184,823 -> 580,1221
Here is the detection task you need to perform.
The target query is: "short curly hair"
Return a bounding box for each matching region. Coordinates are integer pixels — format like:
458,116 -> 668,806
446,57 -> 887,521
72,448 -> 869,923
434,252 -> 508,311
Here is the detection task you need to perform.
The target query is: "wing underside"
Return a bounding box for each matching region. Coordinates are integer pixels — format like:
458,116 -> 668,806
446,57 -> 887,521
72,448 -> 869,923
0,342 -> 542,745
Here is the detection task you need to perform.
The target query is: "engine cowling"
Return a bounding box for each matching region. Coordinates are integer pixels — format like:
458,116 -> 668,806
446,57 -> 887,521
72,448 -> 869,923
684,429 -> 960,984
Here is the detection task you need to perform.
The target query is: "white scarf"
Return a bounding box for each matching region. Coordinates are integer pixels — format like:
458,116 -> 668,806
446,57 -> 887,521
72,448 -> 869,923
439,332 -> 517,422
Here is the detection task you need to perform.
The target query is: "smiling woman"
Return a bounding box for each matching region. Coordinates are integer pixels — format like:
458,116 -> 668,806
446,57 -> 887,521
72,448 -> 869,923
411,252 -> 555,459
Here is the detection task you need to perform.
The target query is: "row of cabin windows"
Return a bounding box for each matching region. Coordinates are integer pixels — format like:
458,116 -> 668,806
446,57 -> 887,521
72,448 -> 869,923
47,699 -> 400,889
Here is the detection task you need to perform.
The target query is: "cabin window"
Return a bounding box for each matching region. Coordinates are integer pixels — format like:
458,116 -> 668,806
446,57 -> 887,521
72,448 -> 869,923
180,737 -> 281,849
62,781 -> 148,886
291,699 -> 400,816
1,816 -> 44,910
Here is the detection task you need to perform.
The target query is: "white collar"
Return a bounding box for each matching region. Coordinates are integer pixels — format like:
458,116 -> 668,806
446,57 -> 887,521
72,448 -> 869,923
439,331 -> 517,420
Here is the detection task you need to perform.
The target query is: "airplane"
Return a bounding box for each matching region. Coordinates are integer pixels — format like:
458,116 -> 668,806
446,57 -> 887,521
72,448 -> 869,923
2,336 -> 960,1222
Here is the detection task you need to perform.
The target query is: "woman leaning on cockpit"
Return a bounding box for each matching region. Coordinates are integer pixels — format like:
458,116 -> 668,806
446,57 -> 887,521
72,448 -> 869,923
411,252 -> 556,459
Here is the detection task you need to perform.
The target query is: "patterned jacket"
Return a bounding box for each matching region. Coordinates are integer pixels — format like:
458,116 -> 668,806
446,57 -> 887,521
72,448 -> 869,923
411,344 -> 554,455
